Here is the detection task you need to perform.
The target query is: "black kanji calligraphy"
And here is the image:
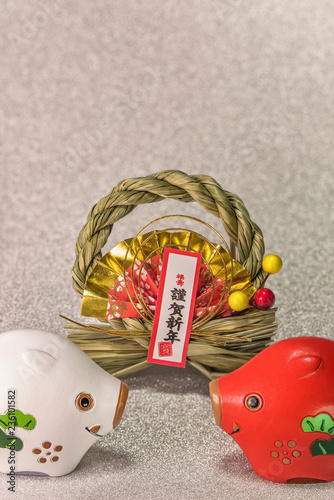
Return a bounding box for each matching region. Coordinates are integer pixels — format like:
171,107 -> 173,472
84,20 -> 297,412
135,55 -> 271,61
166,315 -> 183,331
171,287 -> 186,302
164,330 -> 181,344
168,302 -> 184,316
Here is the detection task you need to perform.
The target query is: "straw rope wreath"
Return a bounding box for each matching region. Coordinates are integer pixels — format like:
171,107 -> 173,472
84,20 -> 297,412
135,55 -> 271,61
68,170 -> 277,379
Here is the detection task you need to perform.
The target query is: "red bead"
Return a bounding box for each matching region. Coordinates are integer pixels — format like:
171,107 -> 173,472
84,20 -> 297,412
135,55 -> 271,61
253,288 -> 275,310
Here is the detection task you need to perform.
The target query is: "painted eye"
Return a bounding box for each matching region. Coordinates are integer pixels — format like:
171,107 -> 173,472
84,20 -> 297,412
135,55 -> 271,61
245,394 -> 263,411
76,393 -> 94,412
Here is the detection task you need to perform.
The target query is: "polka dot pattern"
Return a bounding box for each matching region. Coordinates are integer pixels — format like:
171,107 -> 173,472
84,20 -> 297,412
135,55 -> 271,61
270,439 -> 301,466
32,442 -> 63,464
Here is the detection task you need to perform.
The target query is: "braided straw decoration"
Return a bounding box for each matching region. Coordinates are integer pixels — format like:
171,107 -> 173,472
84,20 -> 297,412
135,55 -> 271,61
72,170 -> 266,296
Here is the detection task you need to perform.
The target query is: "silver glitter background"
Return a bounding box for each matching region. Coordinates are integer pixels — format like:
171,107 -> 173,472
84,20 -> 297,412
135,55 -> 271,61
1,0 -> 334,498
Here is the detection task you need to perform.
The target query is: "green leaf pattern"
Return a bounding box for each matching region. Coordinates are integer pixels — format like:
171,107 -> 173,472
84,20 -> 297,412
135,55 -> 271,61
301,413 -> 334,435
0,409 -> 36,451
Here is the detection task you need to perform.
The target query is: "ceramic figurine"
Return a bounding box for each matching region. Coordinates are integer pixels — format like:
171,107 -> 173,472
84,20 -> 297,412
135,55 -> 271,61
209,337 -> 334,483
0,329 -> 128,477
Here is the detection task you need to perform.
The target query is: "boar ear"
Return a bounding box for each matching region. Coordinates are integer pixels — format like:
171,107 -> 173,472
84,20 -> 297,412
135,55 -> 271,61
22,349 -> 57,376
288,354 -> 322,379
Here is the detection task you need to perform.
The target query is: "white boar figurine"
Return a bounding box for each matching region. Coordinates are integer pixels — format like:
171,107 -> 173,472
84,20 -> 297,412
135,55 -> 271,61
0,329 -> 128,477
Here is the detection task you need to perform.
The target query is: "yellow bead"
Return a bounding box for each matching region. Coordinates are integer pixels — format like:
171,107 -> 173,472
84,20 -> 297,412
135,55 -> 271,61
262,254 -> 283,274
228,291 -> 249,312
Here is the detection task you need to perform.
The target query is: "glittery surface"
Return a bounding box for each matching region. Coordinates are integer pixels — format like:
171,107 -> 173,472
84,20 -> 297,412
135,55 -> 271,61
1,0 -> 334,498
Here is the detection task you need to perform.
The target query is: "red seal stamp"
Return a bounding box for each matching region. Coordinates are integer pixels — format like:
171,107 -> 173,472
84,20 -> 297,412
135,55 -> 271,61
158,341 -> 173,357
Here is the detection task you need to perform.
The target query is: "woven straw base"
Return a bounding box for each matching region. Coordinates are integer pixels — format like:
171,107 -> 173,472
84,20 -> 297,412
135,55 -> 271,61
65,307 -> 277,380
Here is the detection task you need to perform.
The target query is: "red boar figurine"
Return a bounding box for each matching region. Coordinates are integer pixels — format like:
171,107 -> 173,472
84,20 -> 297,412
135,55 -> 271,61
209,337 -> 334,483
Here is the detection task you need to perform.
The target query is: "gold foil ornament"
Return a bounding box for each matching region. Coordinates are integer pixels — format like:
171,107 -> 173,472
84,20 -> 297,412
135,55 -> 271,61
81,228 -> 256,323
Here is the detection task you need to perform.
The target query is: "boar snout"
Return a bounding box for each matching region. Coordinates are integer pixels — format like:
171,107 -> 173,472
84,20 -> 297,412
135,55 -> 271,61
209,379 -> 221,427
113,381 -> 129,429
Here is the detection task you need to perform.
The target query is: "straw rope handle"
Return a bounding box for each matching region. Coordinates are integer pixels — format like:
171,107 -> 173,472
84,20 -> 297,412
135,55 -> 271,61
72,170 -> 266,296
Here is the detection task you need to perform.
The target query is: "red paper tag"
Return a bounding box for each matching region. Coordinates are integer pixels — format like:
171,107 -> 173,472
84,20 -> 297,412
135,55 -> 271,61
147,248 -> 201,367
